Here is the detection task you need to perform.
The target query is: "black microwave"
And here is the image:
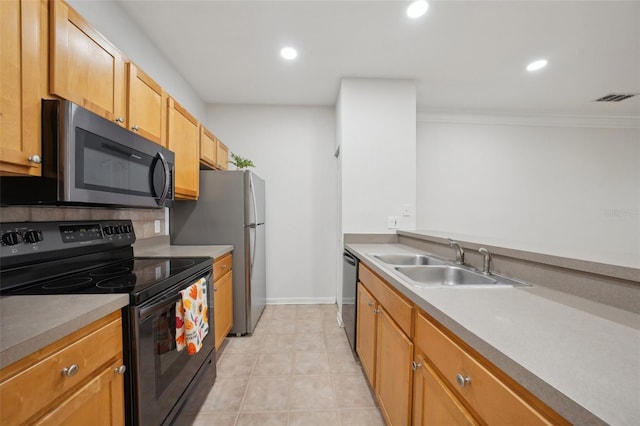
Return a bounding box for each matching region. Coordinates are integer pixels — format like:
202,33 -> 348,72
1,100 -> 174,209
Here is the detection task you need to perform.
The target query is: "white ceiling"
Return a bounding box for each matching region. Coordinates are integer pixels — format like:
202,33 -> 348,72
117,0 -> 640,116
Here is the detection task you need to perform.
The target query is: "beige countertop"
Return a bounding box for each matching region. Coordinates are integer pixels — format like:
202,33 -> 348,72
0,294 -> 129,369
346,243 -> 640,426
134,241 -> 233,260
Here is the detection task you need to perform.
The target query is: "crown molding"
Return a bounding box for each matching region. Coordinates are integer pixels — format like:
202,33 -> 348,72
416,110 -> 640,129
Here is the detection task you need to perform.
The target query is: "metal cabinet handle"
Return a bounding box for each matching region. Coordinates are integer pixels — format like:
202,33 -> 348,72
61,364 -> 79,377
114,365 -> 127,375
28,155 -> 42,164
222,264 -> 227,269
213,286 -> 218,292
456,373 -> 471,388
132,125 -> 140,131
374,308 -> 381,314
115,116 -> 125,123
367,301 -> 374,307
411,361 -> 422,371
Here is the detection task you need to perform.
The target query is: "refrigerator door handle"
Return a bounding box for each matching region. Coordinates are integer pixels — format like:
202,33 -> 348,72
249,172 -> 259,226
250,227 -> 256,279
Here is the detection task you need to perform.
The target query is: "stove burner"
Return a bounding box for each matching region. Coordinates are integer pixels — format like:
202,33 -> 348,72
90,266 -> 131,276
168,259 -> 196,271
43,277 -> 94,290
97,274 -> 137,289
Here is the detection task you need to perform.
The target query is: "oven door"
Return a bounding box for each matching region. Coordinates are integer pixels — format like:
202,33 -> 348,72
132,271 -> 214,425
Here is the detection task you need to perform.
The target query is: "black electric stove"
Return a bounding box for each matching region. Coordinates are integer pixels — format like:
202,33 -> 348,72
0,219 -> 217,426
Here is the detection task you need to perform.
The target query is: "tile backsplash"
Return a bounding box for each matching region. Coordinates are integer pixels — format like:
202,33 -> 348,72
0,206 -> 167,239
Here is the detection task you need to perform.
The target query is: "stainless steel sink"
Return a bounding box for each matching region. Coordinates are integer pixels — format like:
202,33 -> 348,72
396,265 -> 497,287
371,253 -> 445,266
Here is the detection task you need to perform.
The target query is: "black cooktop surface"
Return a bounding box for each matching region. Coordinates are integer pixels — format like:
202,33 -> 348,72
2,256 -> 213,304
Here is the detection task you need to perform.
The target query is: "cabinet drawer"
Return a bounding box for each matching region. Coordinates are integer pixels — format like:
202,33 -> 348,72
213,253 -> 232,280
0,312 -> 123,425
359,264 -> 413,336
415,311 -> 560,426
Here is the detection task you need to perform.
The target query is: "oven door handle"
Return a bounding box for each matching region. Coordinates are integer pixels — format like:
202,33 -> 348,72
138,293 -> 182,321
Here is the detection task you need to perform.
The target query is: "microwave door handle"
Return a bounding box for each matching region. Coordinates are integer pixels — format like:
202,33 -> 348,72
155,152 -> 170,205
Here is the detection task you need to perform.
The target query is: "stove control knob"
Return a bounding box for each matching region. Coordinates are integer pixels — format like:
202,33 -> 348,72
103,226 -> 113,235
24,230 -> 43,244
114,225 -> 123,234
124,225 -> 132,233
2,232 -> 21,246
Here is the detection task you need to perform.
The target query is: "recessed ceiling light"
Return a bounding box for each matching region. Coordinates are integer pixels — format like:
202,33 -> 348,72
407,0 -> 429,19
526,59 -> 548,72
280,47 -> 298,61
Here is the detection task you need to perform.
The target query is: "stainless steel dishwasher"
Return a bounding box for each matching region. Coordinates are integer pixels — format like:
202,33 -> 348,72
342,249 -> 359,353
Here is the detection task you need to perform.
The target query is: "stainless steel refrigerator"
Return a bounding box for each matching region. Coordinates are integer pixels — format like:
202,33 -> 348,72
170,170 -> 266,335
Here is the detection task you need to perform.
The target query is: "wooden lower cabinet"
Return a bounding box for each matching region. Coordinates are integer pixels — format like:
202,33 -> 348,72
375,306 -> 413,426
0,310 -> 125,425
213,253 -> 233,350
412,352 -> 478,426
356,282 -> 377,385
357,265 -> 414,426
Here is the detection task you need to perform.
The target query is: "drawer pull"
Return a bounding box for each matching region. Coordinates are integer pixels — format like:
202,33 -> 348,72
61,364 -> 79,377
374,308 -> 381,314
114,365 -> 127,375
132,125 -> 140,131
456,373 -> 472,388
115,116 -> 125,123
411,361 -> 422,371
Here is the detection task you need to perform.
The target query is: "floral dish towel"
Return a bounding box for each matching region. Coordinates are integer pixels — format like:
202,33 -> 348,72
175,277 -> 209,355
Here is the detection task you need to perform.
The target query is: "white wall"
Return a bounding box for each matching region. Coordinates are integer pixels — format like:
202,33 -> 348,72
338,79 -> 417,233
206,105 -> 338,304
416,115 -> 640,268
68,0 -> 206,120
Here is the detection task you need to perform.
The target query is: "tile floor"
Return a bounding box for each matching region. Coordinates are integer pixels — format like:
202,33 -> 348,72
191,304 -> 385,426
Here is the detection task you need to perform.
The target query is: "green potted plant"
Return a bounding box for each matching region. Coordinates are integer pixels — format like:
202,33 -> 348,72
228,152 -> 255,170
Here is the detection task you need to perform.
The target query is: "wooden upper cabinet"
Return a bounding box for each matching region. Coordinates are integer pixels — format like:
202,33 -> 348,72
127,63 -> 166,146
167,97 -> 199,199
49,0 -> 126,126
216,139 -> 229,170
199,125 -> 218,169
0,0 -> 45,176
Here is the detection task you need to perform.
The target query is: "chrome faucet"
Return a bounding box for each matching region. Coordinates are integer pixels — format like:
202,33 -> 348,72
479,247 -> 492,275
448,239 -> 464,265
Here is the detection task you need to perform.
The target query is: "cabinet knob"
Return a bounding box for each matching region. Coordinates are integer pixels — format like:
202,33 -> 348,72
213,286 -> 218,292
411,361 -> 422,371
222,264 -> 227,269
61,364 -> 79,377
373,308 -> 381,314
132,125 -> 140,131
28,155 -> 42,164
456,373 -> 471,388
115,116 -> 125,123
114,365 -> 127,375
367,301 -> 374,307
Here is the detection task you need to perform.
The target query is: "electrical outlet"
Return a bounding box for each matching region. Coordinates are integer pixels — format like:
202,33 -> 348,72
387,216 -> 400,229
154,220 -> 161,234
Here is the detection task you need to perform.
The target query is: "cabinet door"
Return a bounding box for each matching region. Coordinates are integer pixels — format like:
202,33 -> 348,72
0,0 -> 43,176
200,125 -> 217,169
127,63 -> 166,146
35,359 -> 125,426
216,140 -> 229,170
356,282 -> 376,386
214,270 -> 233,350
167,97 -> 200,199
413,352 -> 478,426
50,0 -> 126,125
375,306 -> 413,426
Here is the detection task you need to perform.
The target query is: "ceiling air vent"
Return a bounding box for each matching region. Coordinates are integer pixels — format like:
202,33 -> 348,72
594,93 -> 638,102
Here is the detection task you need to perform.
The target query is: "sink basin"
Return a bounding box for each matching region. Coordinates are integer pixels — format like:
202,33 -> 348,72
372,253 -> 445,266
395,265 -> 500,287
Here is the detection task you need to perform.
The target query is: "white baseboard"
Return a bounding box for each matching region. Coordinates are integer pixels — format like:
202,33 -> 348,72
266,297 -> 336,305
